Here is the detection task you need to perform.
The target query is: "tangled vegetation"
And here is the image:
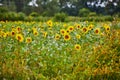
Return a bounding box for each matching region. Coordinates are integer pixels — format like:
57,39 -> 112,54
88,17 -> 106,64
0,20 -> 120,80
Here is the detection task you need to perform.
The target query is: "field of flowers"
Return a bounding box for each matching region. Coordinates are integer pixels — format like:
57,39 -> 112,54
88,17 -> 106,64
0,20 -> 120,80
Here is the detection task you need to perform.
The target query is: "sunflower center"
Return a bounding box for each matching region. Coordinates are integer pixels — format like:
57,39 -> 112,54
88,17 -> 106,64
83,28 -> 87,32
27,39 -> 30,42
95,30 -> 99,33
76,46 -> 80,49
18,36 -> 21,40
77,26 -> 80,28
65,35 -> 69,39
70,28 -> 73,30
107,28 -> 109,30
62,31 -> 64,33
12,32 -> 15,35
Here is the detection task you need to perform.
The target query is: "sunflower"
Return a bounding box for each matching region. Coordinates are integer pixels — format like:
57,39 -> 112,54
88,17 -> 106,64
76,24 -> 81,29
6,32 -> 10,37
94,28 -> 100,34
88,24 -> 94,30
47,20 -> 53,27
3,32 -> 7,38
26,37 -> 32,43
105,25 -> 110,33
55,34 -> 60,40
68,26 -> 74,32
16,34 -> 24,42
16,26 -> 22,33
63,24 -> 67,28
74,44 -> 81,51
64,33 -> 71,41
32,27 -> 37,31
33,30 -> 39,36
66,29 -> 70,33
11,30 -> 16,37
76,34 -> 81,39
60,29 -> 66,35
43,32 -> 47,38
82,27 -> 88,33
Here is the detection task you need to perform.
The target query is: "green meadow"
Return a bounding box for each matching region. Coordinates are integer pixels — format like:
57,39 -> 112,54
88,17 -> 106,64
0,20 -> 120,80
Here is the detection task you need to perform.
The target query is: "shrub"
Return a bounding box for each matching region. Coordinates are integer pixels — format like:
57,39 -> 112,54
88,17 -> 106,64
78,8 -> 90,17
0,7 -> 8,13
17,12 -> 26,21
89,12 -> 97,17
29,12 -> 39,17
53,12 -> 68,22
0,7 -> 9,21
6,12 -> 18,21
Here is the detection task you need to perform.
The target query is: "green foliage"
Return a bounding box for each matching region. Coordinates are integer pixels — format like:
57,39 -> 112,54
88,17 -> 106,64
89,12 -> 97,17
78,8 -> 90,17
17,12 -> 26,20
0,21 -> 120,79
0,12 -> 26,21
29,12 -> 39,17
6,12 -> 18,21
0,7 -> 8,20
25,16 -> 51,22
0,7 -> 8,13
53,12 -> 68,22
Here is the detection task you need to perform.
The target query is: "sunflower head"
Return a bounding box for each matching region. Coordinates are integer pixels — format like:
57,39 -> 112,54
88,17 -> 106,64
82,27 -> 88,33
33,31 -> 39,36
76,34 -> 81,39
105,26 -> 110,33
3,32 -> 7,38
16,34 -> 24,42
74,44 -> 81,51
47,20 -> 53,27
11,30 -> 16,37
43,32 -> 47,38
76,24 -> 81,29
60,29 -> 66,35
16,26 -> 22,33
68,26 -> 74,32
64,33 -> 71,41
55,34 -> 60,40
26,37 -> 32,43
94,28 -> 100,34
88,24 -> 94,30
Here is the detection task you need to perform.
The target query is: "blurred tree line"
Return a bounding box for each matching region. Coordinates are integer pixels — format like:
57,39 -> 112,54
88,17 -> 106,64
0,0 -> 120,17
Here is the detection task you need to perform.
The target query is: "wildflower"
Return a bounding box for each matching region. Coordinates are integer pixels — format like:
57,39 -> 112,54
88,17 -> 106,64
33,31 -> 39,36
88,24 -> 94,30
74,44 -> 81,51
26,37 -> 32,43
47,20 -> 53,27
16,34 -> 24,42
76,34 -> 81,39
16,26 -> 22,33
66,29 -> 70,33
76,24 -> 81,29
32,27 -> 37,31
11,30 -> 16,37
82,27 -> 88,33
60,29 -> 66,35
68,26 -> 74,32
3,32 -> 7,38
63,24 -> 67,28
6,32 -> 10,37
94,28 -> 100,34
55,34 -> 60,40
64,33 -> 71,41
43,32 -> 47,38
105,25 -> 110,33
12,26 -> 16,31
